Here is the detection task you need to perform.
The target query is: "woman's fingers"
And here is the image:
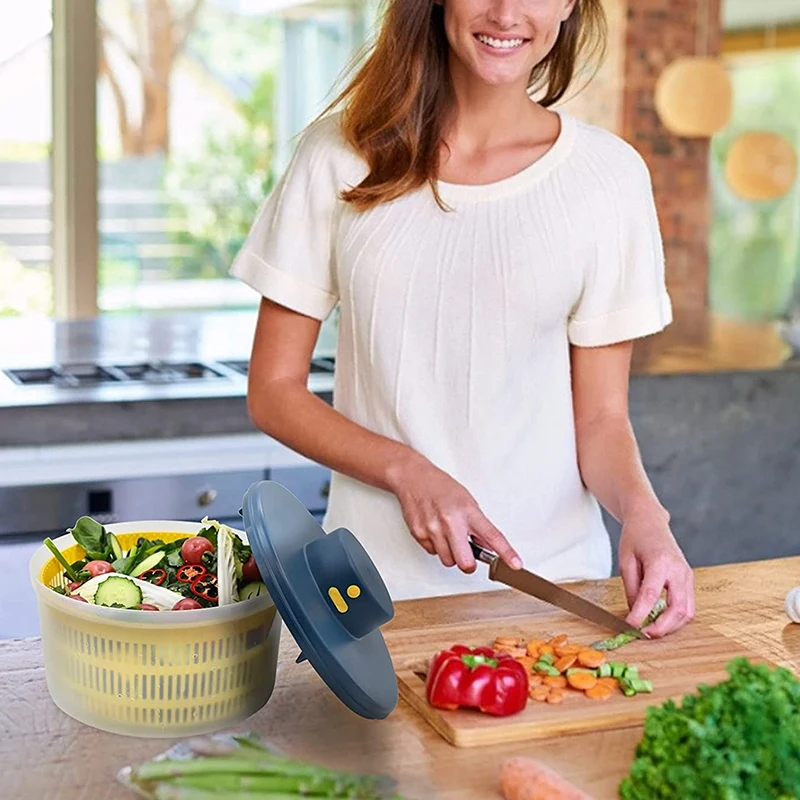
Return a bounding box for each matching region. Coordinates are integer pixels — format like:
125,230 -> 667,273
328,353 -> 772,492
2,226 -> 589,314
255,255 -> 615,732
471,515 -> 523,570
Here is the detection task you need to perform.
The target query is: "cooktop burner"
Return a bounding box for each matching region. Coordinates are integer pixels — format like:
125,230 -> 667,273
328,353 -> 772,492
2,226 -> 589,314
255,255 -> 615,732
5,364 -> 121,388
220,357 -> 335,376
4,361 -> 226,387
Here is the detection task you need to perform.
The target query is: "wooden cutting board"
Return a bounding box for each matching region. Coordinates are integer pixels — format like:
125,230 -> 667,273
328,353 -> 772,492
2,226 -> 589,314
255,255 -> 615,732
390,610 -> 772,747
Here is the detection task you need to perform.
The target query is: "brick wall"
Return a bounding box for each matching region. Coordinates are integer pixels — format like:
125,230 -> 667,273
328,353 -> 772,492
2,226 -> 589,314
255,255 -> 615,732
622,0 -> 722,367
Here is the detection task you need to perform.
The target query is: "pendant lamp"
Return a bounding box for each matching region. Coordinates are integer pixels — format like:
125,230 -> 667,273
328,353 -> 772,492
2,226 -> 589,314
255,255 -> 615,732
725,131 -> 798,201
653,0 -> 733,137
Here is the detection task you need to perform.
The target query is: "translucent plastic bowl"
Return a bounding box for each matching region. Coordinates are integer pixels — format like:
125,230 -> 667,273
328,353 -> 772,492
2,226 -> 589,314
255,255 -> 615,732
29,520 -> 282,738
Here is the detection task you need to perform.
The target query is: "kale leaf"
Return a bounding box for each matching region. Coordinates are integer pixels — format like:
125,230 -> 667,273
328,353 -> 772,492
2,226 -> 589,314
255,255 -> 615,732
619,657 -> 800,799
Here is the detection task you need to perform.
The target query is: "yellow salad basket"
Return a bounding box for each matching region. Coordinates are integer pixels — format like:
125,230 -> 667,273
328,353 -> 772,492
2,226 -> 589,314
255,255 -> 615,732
29,520 -> 282,738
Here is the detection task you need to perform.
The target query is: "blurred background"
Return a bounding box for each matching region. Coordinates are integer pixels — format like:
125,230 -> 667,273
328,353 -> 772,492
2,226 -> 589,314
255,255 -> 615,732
0,0 -> 798,637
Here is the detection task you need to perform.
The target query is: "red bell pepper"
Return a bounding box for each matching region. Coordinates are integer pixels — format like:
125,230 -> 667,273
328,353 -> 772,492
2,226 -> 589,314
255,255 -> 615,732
425,644 -> 528,717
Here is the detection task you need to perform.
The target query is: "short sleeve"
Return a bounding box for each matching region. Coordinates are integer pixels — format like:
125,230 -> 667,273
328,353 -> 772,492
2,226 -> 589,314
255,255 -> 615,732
229,118 -> 341,320
567,150 -> 673,347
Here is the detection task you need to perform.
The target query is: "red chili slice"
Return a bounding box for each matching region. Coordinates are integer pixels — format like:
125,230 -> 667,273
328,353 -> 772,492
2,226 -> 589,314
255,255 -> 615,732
190,574 -> 218,602
139,568 -> 167,586
177,564 -> 207,583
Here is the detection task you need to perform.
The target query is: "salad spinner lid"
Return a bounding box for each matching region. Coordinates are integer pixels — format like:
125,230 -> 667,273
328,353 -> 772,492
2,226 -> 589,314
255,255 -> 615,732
240,480 -> 398,720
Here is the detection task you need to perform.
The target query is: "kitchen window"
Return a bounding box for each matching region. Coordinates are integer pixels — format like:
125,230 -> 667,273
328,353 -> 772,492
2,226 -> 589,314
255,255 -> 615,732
0,0 -> 377,319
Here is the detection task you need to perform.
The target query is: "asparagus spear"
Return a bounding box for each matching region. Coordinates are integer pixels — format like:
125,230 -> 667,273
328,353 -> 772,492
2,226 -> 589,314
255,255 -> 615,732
131,753 -> 400,799
591,598 -> 667,651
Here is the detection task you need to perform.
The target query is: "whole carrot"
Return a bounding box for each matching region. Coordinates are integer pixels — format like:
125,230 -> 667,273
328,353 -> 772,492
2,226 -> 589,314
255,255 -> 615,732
499,757 -> 594,800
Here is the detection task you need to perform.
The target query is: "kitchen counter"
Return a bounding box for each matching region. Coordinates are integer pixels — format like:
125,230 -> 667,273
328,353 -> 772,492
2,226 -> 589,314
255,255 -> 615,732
3,556 -> 799,800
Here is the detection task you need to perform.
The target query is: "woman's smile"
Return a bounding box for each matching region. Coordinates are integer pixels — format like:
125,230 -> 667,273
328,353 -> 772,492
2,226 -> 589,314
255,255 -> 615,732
473,32 -> 531,54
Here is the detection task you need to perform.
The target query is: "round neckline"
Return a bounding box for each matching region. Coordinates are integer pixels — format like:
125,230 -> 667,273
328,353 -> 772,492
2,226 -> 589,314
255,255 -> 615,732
436,109 -> 577,203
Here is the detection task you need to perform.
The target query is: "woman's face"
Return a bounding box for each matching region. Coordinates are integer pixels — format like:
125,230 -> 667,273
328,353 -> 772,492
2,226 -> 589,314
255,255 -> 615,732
442,0 -> 576,88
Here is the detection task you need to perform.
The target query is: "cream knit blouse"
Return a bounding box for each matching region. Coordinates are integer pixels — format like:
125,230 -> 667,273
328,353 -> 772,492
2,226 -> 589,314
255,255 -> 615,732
231,110 -> 672,600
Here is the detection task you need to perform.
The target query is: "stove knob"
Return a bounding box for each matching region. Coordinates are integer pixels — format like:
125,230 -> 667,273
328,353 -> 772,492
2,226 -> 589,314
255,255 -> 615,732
197,488 -> 218,507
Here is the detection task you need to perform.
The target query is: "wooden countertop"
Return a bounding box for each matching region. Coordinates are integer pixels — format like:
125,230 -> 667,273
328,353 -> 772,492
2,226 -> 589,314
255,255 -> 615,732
3,557 -> 799,800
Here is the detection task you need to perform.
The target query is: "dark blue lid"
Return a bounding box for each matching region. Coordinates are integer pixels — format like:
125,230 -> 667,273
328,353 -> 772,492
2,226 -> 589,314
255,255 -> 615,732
240,480 -> 398,720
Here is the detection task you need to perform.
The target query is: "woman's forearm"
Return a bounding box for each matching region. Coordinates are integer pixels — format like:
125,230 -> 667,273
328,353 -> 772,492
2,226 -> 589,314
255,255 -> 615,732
247,378 -> 420,494
575,412 -> 668,525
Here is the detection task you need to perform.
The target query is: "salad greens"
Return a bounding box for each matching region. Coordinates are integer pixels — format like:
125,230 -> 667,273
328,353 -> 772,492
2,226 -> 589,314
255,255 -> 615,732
121,732 -> 404,799
48,515 -> 266,611
618,657 -> 800,799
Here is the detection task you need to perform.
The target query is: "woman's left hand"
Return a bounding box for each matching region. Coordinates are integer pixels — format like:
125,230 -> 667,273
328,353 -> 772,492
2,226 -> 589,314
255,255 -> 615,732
618,509 -> 695,638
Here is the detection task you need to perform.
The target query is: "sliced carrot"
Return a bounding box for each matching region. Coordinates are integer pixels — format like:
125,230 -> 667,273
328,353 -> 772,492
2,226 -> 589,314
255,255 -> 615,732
494,636 -> 520,648
508,646 -> 528,659
596,677 -> 619,691
544,675 -> 567,688
549,634 -> 569,648
546,688 -> 565,704
499,756 -> 593,800
567,671 -> 597,691
585,684 -> 613,701
525,639 -> 546,656
538,644 -> 555,656
516,656 -> 536,671
554,654 -> 577,672
528,672 -> 543,686
577,649 -> 606,669
556,644 -> 582,656
530,684 -> 550,701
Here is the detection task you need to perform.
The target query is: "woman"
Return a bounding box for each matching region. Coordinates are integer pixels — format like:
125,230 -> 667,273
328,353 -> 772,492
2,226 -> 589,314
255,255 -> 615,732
231,0 -> 695,637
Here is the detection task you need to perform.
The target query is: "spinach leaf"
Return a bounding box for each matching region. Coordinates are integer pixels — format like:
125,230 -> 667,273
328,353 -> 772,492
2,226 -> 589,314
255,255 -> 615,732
198,526 -> 218,548
68,516 -> 111,560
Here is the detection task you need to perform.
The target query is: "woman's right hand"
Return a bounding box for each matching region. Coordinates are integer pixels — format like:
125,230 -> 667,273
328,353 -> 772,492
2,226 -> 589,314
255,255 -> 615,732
386,453 -> 523,574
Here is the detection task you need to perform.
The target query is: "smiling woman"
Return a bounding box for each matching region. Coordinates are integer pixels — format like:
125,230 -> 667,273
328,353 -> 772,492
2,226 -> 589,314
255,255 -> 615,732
231,0 -> 694,637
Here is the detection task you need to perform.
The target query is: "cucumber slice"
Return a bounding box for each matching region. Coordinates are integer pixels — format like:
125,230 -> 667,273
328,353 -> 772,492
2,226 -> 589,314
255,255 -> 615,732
109,533 -> 124,561
131,550 -> 165,577
94,576 -> 143,608
239,581 -> 269,601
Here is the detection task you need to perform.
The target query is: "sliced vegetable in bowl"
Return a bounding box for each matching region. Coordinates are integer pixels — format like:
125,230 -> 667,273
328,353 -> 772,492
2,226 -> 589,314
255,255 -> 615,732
44,514 -> 269,612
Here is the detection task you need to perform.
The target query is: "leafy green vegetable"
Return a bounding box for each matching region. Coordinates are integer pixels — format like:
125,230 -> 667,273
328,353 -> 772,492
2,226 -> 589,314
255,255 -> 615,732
44,537 -> 79,580
198,525 -> 218,549
67,516 -> 111,561
619,657 -> 800,799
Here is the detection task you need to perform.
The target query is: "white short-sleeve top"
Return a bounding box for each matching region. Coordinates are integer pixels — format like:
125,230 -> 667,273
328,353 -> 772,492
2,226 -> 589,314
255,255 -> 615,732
231,109 -> 672,600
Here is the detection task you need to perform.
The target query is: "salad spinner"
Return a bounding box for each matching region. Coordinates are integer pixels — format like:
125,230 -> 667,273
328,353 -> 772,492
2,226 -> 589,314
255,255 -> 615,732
240,480 -> 399,720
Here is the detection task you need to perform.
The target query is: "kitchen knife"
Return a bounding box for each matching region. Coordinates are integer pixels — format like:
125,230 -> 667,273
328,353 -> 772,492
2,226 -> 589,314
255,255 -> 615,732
469,539 -> 647,639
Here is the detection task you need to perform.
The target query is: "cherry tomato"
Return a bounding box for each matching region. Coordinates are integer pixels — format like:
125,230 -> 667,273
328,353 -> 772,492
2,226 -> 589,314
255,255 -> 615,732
137,604 -> 159,611
69,594 -> 88,603
173,598 -> 203,611
242,554 -> 261,582
68,581 -> 83,592
180,537 -> 214,565
84,560 -> 115,578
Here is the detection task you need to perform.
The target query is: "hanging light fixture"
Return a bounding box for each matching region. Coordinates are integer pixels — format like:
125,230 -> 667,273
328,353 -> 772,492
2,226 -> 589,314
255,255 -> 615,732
725,131 -> 798,201
653,0 -> 733,137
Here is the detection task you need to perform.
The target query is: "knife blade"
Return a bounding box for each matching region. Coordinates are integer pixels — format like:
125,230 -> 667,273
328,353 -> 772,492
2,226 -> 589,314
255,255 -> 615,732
469,539 -> 647,639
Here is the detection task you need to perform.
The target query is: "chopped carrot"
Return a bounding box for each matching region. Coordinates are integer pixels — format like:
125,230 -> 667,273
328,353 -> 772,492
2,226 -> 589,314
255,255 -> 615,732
544,675 -> 567,688
555,645 -> 582,657
577,649 -> 606,669
530,684 -> 550,701
525,639 -> 545,656
596,677 -> 618,691
554,654 -> 577,672
499,756 -> 593,800
507,646 -> 528,659
566,671 -> 597,691
516,656 -> 536,671
538,644 -> 555,656
528,673 -> 543,686
549,634 -> 569,648
585,684 -> 613,701
494,636 -> 520,648
546,688 -> 565,704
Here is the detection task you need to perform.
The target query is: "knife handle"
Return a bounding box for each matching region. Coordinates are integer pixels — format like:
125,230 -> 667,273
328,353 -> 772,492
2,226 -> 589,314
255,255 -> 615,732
469,537 -> 497,565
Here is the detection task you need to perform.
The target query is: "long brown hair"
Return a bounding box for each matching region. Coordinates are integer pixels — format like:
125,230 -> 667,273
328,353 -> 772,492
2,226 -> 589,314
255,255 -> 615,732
320,0 -> 608,212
